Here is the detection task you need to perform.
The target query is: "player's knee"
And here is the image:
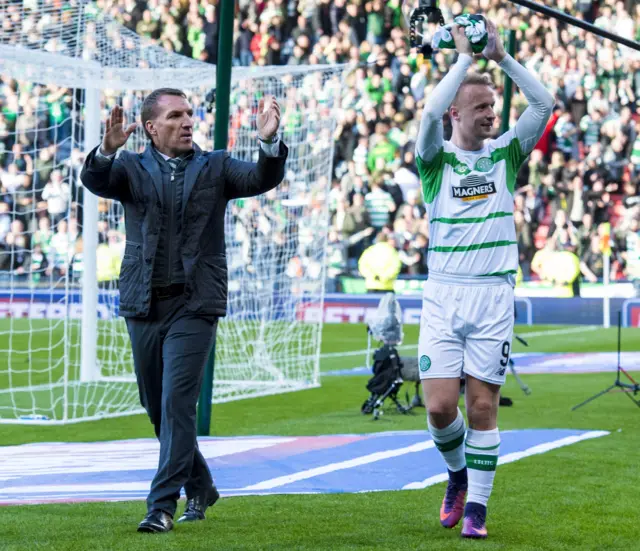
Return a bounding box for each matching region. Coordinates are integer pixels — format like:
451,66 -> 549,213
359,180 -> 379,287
427,402 -> 459,429
467,397 -> 496,428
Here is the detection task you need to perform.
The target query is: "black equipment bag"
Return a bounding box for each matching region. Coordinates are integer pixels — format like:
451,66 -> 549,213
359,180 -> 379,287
366,345 -> 402,395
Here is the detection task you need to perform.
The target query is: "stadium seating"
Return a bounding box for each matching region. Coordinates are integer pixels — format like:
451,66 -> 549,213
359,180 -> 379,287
0,0 -> 638,288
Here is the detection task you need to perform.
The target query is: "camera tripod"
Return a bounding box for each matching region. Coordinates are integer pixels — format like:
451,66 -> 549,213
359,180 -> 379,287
572,311 -> 640,410
510,334 -> 531,395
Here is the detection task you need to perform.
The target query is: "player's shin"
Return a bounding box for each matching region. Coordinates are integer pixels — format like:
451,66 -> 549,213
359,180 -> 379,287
429,407 -> 467,528
428,408 -> 467,478
465,427 -> 500,506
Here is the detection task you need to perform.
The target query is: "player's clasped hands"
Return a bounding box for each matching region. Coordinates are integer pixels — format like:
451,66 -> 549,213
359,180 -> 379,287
451,24 -> 474,56
451,18 -> 507,64
482,19 -> 507,63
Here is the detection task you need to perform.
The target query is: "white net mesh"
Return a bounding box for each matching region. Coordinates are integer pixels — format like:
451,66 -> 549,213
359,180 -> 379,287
216,72 -> 340,400
0,78 -> 89,422
0,0 -> 346,422
0,0 -> 213,90
0,0 -> 343,89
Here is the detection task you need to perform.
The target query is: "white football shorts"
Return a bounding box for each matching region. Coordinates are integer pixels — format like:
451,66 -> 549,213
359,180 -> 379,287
417,275 -> 515,386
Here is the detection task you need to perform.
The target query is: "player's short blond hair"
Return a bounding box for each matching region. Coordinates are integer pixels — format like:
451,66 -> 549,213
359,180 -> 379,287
452,72 -> 495,106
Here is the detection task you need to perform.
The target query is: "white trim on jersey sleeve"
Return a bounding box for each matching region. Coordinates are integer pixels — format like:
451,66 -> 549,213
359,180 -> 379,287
415,54 -> 474,163
498,54 -> 555,155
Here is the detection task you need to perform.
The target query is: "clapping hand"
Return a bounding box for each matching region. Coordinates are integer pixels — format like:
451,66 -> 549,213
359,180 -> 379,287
482,19 -> 507,63
257,95 -> 281,142
102,105 -> 137,156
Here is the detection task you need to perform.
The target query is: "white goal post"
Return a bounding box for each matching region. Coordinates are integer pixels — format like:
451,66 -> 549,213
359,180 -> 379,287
0,1 -> 346,423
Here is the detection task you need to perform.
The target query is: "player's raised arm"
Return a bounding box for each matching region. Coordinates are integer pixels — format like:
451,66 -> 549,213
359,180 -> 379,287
415,26 -> 474,164
483,20 -> 554,155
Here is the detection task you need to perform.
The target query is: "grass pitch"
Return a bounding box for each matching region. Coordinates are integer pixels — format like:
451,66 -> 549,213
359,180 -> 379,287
1,323 -> 639,550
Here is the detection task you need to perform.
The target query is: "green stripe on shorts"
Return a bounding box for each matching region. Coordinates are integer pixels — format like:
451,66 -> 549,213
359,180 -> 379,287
478,270 -> 518,277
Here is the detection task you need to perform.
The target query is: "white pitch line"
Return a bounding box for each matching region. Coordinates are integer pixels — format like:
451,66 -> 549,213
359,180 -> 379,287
9,327 -> 604,365
321,326 -> 600,360
402,430 -> 609,490
0,481 -> 150,495
240,440 -> 437,491
517,326 -> 599,338
321,345 -> 416,359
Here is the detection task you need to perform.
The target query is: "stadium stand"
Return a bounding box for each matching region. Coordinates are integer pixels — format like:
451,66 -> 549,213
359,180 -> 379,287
0,0 -> 639,292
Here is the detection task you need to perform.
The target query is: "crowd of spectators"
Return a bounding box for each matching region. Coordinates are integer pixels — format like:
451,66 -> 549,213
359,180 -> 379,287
0,0 -> 639,294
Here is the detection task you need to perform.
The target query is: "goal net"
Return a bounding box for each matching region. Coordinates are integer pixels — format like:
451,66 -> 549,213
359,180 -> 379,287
0,0 -> 344,423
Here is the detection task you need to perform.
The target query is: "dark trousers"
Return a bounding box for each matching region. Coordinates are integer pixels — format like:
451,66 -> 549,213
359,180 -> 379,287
126,293 -> 217,516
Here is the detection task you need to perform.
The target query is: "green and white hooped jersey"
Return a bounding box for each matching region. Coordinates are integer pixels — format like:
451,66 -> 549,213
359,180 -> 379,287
417,128 -> 526,280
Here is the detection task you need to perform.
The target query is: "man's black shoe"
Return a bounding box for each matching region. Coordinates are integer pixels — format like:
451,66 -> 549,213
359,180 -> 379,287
177,486 -> 220,523
137,510 -> 174,533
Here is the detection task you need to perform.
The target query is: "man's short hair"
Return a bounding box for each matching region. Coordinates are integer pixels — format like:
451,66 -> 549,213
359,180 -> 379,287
452,72 -> 495,106
140,88 -> 187,140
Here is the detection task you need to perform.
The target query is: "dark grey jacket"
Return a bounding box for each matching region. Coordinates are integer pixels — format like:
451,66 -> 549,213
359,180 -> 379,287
80,141 -> 288,318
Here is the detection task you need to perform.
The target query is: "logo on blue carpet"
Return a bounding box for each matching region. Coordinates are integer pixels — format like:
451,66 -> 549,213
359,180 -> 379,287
324,352 -> 640,378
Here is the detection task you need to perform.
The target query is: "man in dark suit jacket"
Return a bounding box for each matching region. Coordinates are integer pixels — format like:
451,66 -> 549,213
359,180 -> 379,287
81,88 -> 287,533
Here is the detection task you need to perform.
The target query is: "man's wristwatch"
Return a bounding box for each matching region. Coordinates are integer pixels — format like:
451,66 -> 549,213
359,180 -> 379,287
258,134 -> 279,144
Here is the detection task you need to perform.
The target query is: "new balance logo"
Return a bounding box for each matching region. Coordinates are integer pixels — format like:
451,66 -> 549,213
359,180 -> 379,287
452,175 -> 496,202
497,368 -> 506,376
